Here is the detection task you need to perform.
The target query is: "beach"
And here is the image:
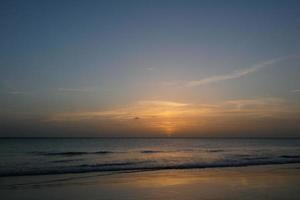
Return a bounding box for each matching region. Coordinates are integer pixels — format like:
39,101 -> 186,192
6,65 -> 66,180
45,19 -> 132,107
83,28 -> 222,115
1,164 -> 300,200
1,138 -> 299,199
1,1 -> 300,199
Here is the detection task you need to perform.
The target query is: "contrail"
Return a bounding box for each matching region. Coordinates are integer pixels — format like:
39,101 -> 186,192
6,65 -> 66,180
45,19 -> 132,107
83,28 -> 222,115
186,53 -> 300,87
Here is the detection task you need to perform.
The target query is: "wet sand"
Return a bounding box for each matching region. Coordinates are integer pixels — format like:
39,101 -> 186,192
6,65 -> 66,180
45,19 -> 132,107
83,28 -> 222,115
1,164 -> 300,200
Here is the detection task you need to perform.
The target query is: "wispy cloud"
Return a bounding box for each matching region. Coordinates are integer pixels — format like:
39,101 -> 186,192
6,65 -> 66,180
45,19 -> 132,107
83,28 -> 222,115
45,97 -> 297,123
45,100 -> 191,122
291,89 -> 300,93
58,88 -> 92,92
43,97 -> 300,136
138,100 -> 188,107
8,91 -> 26,95
185,53 -> 299,87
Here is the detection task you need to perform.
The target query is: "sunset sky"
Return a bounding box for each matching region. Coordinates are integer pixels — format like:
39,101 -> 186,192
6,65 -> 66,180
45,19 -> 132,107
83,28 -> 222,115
0,0 -> 300,137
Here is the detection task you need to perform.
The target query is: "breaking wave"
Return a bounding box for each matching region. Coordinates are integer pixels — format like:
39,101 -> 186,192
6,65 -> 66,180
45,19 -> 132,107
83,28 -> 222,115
1,155 -> 300,177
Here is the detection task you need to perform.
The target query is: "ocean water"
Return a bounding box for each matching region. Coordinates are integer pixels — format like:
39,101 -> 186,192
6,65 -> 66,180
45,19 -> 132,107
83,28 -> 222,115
0,138 -> 300,177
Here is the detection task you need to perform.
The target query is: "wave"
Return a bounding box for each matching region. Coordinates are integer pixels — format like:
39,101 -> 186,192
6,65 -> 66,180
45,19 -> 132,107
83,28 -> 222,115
33,149 -> 206,156
32,151 -> 116,156
206,149 -> 224,153
95,151 -> 115,154
280,155 -> 300,159
1,156 -> 300,177
140,150 -> 164,154
51,159 -> 84,163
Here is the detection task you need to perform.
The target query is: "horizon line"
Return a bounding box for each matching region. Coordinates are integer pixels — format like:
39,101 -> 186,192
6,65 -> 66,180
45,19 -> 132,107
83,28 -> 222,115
1,136 -> 300,139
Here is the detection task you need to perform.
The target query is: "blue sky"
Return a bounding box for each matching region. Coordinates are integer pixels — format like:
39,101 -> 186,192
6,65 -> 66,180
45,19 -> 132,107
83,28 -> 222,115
0,0 -> 299,137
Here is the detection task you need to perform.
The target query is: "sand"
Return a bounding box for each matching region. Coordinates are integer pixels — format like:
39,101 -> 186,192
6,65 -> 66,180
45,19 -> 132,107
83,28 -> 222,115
1,164 -> 300,200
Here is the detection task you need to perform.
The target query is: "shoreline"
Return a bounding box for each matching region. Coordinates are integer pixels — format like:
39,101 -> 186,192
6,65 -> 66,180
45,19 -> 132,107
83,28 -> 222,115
1,163 -> 300,200
2,161 -> 300,178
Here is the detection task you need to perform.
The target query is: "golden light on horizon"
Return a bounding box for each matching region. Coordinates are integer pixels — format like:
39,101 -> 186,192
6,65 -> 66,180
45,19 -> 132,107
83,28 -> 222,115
44,98 -> 299,137
151,119 -> 177,135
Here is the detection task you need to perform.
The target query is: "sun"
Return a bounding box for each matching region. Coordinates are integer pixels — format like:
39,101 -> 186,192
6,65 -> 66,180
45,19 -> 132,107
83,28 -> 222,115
157,120 -> 177,136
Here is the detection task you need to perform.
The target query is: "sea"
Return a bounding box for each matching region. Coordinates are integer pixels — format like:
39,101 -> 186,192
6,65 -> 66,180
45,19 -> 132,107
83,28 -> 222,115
0,138 -> 300,177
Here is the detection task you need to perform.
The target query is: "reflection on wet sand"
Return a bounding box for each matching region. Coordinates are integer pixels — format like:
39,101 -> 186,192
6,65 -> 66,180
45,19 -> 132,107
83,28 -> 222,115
1,164 -> 300,200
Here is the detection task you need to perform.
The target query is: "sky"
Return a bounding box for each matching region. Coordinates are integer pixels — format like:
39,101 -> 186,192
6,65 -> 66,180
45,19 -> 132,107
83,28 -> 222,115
0,0 -> 300,137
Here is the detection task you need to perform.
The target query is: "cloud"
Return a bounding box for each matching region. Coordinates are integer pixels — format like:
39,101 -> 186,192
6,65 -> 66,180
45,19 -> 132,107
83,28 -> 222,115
8,91 -> 26,95
291,89 -> 300,93
43,97 -> 300,136
185,53 -> 300,87
137,100 -> 188,107
58,88 -> 92,92
225,97 -> 284,108
221,97 -> 289,117
45,100 -> 191,122
45,97 -> 297,123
